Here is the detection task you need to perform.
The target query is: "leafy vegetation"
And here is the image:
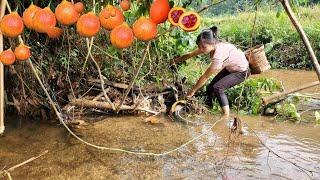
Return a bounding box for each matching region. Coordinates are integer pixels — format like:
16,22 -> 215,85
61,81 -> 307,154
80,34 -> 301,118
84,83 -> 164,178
3,0 -> 319,121
275,98 -> 302,121
208,77 -> 284,115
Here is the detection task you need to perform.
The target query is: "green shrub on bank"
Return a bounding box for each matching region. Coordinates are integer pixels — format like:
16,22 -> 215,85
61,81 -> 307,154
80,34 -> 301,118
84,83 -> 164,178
212,77 -> 284,115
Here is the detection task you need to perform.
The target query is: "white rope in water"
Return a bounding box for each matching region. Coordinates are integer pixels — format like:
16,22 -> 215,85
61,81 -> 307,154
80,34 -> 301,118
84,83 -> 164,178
58,114 -> 223,156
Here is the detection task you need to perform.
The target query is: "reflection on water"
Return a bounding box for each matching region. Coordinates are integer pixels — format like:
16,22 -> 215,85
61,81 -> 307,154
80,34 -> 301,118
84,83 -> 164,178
1,115 -> 320,179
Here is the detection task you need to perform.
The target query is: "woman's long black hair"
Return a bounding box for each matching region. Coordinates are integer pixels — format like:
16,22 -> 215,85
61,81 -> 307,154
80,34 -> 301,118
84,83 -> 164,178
196,26 -> 219,46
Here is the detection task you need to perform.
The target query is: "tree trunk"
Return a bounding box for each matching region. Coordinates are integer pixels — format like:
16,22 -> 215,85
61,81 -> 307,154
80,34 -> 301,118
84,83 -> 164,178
0,0 -> 7,135
280,0 -> 320,80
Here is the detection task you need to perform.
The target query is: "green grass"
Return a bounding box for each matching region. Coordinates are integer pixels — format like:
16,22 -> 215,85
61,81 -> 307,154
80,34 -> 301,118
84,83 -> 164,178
199,5 -> 320,69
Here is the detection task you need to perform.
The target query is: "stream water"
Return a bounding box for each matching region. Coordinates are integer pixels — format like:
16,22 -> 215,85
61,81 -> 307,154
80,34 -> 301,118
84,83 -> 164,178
0,70 -> 319,180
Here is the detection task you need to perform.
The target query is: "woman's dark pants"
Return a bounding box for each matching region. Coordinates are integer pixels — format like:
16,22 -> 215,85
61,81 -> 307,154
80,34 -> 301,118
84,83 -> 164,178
206,68 -> 250,107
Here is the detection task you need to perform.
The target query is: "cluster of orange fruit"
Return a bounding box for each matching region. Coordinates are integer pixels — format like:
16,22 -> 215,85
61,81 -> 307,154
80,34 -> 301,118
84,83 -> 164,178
0,1 -> 86,65
0,44 -> 31,65
110,0 -> 171,49
0,0 -> 200,65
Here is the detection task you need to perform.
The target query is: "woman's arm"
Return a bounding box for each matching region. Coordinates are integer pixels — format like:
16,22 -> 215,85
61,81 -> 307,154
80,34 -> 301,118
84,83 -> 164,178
186,63 -> 217,97
170,48 -> 203,65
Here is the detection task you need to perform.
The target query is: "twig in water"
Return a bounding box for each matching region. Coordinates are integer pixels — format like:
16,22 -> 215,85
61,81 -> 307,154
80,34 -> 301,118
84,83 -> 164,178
267,150 -> 272,171
4,171 -> 12,180
0,150 -> 48,178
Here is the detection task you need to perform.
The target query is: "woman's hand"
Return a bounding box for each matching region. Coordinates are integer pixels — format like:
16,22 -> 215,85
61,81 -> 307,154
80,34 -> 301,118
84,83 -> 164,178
186,90 -> 195,100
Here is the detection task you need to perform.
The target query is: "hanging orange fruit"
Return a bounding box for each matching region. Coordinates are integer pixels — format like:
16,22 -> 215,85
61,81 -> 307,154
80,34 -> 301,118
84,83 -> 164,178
0,12 -> 24,38
133,17 -> 157,41
33,7 -> 57,33
55,0 -> 79,26
46,26 -> 63,38
23,3 -> 41,30
14,43 -> 31,61
110,23 -> 134,49
74,2 -> 85,13
150,0 -> 170,24
120,0 -> 130,11
168,7 -> 185,26
99,5 -> 124,30
76,12 -> 100,37
0,49 -> 16,65
178,11 -> 201,32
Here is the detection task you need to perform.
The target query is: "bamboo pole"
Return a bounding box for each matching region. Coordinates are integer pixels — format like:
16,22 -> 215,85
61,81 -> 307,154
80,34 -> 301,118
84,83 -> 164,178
0,0 -> 7,135
262,81 -> 320,105
280,0 -> 320,80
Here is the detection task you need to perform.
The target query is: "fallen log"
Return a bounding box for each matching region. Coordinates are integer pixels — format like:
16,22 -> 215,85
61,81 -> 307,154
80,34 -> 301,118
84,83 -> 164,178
262,81 -> 320,105
70,99 -> 159,115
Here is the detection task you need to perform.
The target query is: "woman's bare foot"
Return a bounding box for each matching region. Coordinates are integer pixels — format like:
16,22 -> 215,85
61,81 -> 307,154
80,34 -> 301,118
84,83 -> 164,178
221,105 -> 230,120
221,113 -> 229,121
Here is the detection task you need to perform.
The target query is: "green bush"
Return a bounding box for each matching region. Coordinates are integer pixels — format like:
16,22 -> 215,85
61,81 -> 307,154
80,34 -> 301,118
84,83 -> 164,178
225,77 -> 283,115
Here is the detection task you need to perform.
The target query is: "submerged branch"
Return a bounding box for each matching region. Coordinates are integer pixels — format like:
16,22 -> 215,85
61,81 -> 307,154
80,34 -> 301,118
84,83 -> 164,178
0,150 -> 48,177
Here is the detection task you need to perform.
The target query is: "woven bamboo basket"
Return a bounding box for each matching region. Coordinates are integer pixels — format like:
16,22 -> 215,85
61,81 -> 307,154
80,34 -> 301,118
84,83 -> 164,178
244,44 -> 271,74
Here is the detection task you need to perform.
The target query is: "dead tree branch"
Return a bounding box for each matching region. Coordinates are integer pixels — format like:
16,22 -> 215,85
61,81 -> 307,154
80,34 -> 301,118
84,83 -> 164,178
116,42 -> 151,113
